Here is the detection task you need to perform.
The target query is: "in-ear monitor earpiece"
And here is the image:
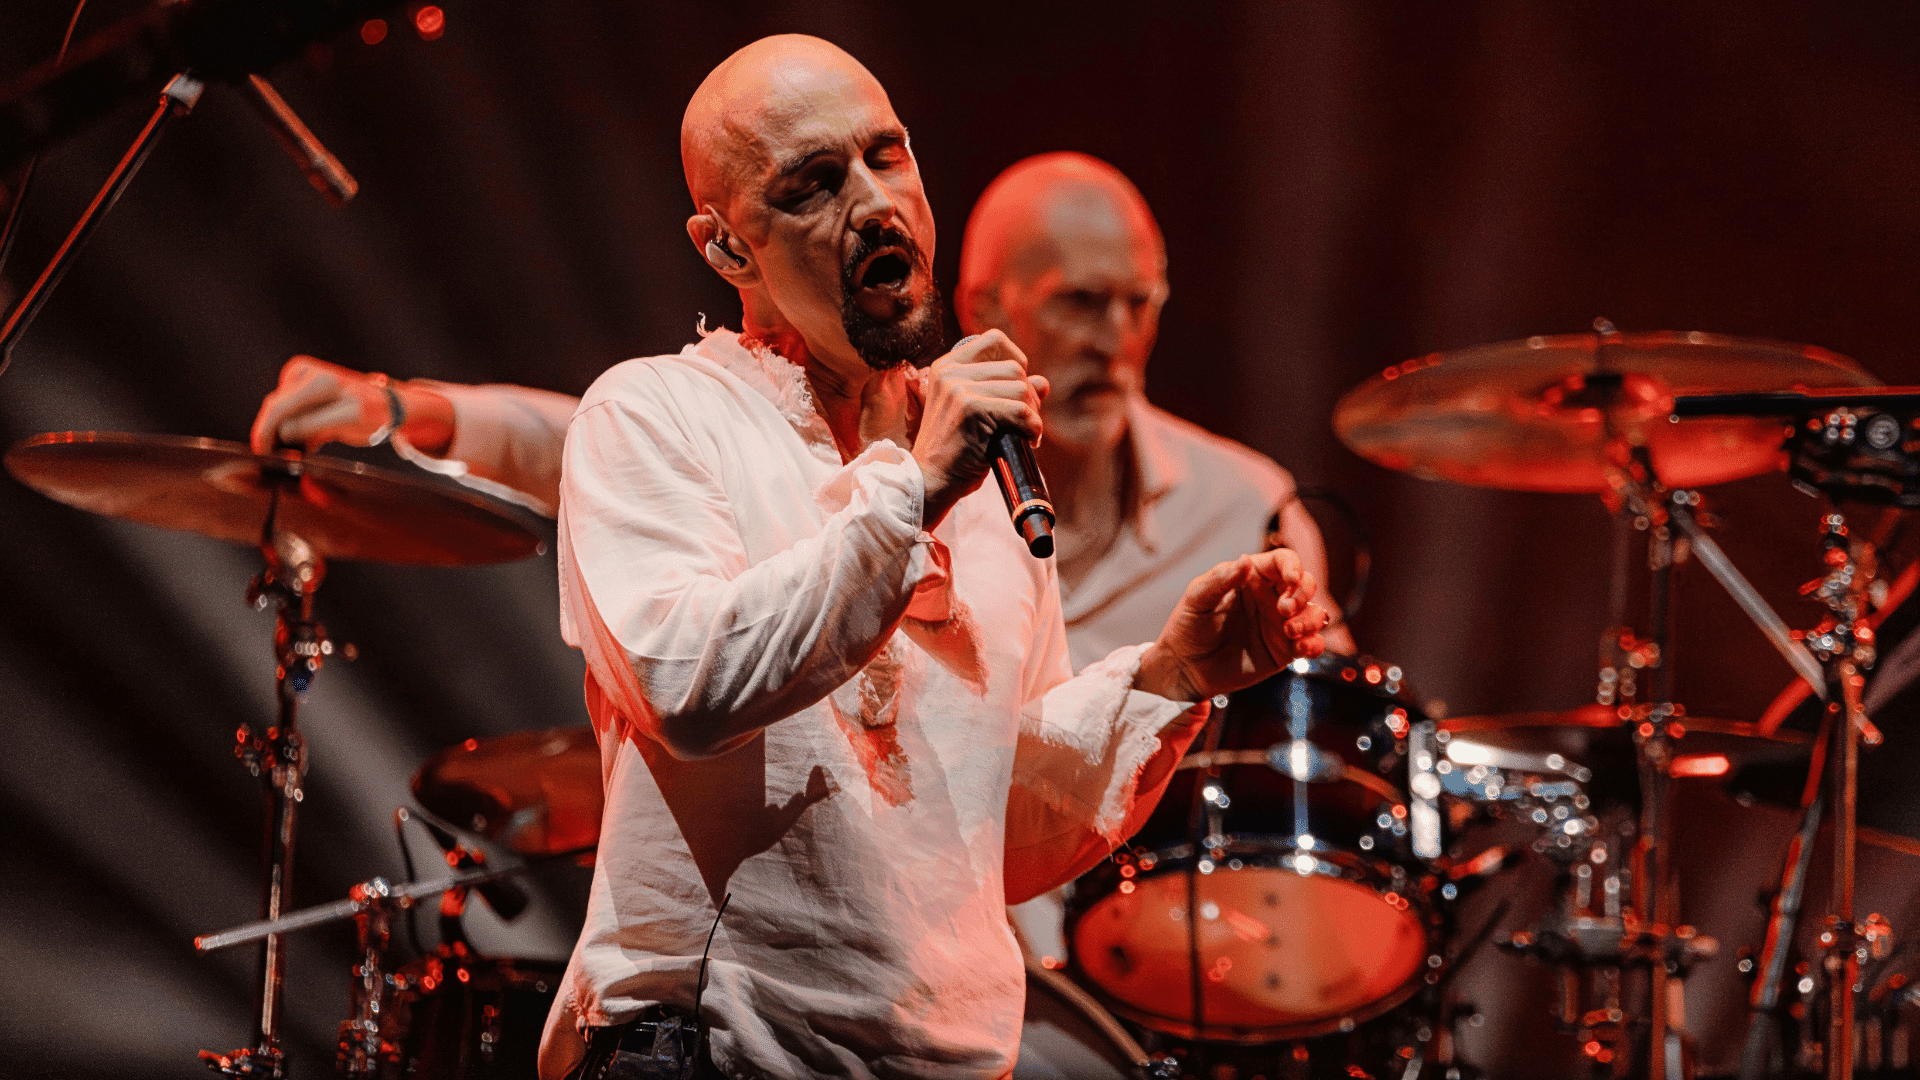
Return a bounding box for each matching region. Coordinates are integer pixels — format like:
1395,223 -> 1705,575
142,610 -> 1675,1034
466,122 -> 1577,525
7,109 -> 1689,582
705,233 -> 747,270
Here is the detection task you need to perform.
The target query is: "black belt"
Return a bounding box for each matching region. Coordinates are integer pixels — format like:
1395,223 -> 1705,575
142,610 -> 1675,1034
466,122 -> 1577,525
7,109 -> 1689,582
570,1006 -> 728,1080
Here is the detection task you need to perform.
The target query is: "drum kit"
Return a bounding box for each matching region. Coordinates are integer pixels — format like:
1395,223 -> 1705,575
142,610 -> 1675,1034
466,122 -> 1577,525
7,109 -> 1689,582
9,320 -> 1920,1080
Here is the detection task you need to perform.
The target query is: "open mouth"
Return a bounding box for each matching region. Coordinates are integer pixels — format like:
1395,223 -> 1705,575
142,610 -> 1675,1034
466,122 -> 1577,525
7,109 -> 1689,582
856,249 -> 912,292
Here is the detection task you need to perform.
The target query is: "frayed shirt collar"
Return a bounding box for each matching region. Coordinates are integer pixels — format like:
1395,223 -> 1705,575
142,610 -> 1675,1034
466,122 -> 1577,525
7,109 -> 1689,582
688,323 -> 840,465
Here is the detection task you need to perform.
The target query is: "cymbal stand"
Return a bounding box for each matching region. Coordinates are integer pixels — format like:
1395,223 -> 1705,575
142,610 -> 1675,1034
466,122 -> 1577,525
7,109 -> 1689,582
1585,446 -> 1785,1078
1731,510 -> 1887,1080
200,482 -> 339,1079
1603,451 -> 1693,1080
1808,513 -> 1880,1080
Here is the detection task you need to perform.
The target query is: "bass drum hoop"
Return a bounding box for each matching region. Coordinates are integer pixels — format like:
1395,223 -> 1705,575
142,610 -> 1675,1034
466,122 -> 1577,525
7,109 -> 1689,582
1067,837 -> 1436,1044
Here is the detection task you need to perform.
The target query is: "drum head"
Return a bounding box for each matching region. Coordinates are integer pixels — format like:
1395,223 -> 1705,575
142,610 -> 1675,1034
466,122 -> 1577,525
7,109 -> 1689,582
1073,865 -> 1427,1040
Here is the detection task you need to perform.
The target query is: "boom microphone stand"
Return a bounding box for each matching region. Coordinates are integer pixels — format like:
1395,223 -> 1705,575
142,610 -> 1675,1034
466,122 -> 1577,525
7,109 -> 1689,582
0,0 -> 372,376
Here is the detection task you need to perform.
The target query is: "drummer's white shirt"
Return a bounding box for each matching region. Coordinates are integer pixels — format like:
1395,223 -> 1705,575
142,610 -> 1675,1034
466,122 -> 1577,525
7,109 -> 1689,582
547,327 -> 1207,1080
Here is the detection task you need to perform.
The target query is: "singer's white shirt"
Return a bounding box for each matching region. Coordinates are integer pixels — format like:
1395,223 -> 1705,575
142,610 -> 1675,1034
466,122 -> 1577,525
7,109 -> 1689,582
398,347 -> 1330,987
543,328 -> 1206,1080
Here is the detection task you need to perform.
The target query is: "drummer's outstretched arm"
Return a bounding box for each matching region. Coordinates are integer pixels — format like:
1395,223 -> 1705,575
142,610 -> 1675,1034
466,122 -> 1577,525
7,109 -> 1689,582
250,355 -> 578,516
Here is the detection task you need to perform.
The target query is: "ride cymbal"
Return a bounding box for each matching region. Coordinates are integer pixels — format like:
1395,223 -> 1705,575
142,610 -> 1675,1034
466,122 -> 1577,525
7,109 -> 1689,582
5,431 -> 541,566
1334,330 -> 1879,492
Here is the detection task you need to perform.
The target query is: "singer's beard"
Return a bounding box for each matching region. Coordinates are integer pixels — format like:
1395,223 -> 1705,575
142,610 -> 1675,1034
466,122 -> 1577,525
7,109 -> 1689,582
841,230 -> 947,371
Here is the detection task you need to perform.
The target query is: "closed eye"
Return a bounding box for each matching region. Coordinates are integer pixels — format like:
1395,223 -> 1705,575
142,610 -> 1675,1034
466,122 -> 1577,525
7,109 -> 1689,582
772,161 -> 845,212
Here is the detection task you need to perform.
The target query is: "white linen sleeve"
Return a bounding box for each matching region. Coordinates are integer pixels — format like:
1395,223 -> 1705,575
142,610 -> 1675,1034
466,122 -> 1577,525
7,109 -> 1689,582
559,389 -> 936,761
392,381 -> 579,517
1002,572 -> 1209,905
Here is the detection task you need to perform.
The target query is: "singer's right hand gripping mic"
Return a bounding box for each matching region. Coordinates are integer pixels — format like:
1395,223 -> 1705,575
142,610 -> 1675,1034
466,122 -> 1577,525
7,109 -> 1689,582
951,335 -> 1055,558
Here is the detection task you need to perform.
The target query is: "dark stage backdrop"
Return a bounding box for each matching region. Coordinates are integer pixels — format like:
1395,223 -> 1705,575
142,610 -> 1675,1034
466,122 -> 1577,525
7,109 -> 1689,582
6,2 -> 1920,1077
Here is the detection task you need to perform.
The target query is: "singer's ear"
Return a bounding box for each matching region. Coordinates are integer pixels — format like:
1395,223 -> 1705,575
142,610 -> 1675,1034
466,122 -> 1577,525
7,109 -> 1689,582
688,208 -> 758,286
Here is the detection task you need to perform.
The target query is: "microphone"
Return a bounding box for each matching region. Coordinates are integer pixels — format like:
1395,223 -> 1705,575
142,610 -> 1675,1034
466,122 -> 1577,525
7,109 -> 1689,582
948,334 -> 1055,558
992,430 -> 1055,558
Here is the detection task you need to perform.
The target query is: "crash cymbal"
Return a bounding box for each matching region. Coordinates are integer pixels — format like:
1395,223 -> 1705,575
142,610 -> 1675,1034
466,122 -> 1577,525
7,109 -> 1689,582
5,431 -> 541,566
1334,330 -> 1880,492
412,726 -> 602,858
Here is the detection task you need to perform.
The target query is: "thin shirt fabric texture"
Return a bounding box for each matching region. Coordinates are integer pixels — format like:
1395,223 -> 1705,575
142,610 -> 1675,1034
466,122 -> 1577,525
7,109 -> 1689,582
548,328 -> 1207,1080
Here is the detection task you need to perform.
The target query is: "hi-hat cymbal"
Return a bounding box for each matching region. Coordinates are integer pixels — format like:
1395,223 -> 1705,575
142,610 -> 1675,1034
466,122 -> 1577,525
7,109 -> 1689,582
412,726 -> 602,858
1334,330 -> 1880,492
1440,705 -> 1811,804
5,431 -> 541,566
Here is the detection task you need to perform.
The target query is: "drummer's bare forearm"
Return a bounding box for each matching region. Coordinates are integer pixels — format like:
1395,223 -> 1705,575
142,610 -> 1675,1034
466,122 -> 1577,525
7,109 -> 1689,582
394,383 -> 457,457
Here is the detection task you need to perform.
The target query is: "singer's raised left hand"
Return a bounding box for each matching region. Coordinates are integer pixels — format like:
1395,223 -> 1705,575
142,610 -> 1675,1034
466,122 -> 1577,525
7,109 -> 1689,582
911,328 -> 1049,530
1134,548 -> 1331,703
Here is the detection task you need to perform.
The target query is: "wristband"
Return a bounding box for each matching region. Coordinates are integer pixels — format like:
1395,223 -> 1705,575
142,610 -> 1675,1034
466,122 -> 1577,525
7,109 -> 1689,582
365,373 -> 407,446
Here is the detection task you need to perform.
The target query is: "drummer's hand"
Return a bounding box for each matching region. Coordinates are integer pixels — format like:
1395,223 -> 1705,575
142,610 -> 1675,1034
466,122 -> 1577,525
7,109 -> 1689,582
1134,548 -> 1329,704
250,355 -> 455,455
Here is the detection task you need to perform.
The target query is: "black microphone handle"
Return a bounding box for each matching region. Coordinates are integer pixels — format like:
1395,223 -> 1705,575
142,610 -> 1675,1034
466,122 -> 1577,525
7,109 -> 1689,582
990,429 -> 1055,558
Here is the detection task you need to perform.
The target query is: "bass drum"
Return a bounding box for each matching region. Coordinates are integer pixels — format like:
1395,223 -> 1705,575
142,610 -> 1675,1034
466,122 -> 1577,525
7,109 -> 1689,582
379,952 -> 563,1079
1068,654 -> 1441,1043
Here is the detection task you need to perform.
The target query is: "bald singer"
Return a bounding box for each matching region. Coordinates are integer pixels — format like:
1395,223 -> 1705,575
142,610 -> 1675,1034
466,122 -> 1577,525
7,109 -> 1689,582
535,34 -> 1328,1079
